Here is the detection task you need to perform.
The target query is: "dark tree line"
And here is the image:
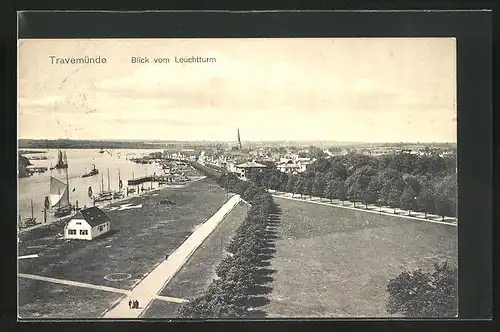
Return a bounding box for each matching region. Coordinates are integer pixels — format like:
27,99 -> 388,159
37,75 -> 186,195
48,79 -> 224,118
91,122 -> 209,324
247,152 -> 457,220
178,165 -> 276,318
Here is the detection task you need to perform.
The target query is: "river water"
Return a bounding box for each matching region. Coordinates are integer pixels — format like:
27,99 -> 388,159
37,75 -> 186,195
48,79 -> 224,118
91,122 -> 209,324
18,149 -> 165,224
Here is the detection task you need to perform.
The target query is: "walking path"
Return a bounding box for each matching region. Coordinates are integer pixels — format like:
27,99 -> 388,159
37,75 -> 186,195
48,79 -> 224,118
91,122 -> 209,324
18,273 -> 187,303
19,273 -> 131,295
271,192 -> 457,227
103,194 -> 242,319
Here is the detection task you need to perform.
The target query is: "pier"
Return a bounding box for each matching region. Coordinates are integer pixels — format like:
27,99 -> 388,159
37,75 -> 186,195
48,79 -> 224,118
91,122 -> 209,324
127,175 -> 174,186
26,166 -> 48,173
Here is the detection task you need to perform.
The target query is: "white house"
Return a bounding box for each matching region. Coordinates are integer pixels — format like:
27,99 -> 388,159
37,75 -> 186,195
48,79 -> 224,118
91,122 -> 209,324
64,206 -> 111,240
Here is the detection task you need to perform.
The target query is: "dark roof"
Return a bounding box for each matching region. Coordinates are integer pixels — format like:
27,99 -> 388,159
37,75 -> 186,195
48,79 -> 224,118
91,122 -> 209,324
235,161 -> 267,168
74,206 -> 110,227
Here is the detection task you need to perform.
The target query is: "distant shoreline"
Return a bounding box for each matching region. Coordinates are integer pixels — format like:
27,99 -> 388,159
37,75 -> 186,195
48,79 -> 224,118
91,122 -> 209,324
17,139 -> 457,150
18,149 -> 45,155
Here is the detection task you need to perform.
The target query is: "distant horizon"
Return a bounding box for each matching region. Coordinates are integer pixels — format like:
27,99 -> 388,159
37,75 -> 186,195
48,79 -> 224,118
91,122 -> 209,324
17,137 -> 457,145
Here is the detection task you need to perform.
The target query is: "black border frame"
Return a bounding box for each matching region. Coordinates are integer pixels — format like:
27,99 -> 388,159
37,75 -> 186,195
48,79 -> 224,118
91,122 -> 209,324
5,8 -> 494,331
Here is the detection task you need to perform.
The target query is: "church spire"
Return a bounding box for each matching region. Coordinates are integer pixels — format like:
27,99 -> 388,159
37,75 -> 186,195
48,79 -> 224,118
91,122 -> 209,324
237,128 -> 242,150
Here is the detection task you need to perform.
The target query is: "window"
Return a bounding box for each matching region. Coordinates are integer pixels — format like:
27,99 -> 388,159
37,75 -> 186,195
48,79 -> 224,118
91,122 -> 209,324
68,229 -> 76,235
80,230 -> 88,235
99,226 -> 103,232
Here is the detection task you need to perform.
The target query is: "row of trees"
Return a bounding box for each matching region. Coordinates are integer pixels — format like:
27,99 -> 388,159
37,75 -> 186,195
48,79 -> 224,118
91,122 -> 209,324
178,166 -> 275,318
248,152 -> 457,220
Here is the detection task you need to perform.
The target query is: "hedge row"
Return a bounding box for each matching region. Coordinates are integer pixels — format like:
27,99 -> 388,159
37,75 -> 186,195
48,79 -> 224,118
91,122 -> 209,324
178,164 -> 275,318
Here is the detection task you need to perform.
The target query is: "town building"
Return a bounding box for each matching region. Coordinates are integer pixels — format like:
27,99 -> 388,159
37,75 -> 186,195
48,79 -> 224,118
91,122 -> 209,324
234,161 -> 267,180
277,159 -> 310,174
63,206 -> 111,240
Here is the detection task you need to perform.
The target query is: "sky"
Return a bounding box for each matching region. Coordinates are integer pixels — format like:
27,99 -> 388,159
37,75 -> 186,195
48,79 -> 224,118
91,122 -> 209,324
18,38 -> 456,143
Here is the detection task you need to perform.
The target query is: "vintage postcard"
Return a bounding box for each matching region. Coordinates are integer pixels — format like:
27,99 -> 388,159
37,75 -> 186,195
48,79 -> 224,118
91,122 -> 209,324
17,38 -> 458,319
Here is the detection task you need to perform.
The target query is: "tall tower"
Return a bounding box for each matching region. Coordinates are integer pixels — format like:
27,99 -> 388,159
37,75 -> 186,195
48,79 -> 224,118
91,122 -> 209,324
237,128 -> 242,150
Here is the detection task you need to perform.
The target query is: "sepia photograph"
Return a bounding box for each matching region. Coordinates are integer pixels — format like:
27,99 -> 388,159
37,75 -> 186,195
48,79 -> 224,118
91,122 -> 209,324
17,38 -> 458,319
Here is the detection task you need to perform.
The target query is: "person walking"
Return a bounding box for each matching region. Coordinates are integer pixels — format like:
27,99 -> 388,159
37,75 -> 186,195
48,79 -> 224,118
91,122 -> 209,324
135,300 -> 139,309
128,299 -> 132,309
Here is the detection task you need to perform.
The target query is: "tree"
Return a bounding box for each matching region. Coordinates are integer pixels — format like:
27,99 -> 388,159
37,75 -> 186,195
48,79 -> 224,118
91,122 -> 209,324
403,174 -> 422,196
312,173 -> 326,201
286,175 -> 297,196
324,179 -> 336,203
335,180 -> 348,205
386,185 -> 404,214
267,174 -> 281,192
304,176 -> 314,198
278,172 -> 289,193
294,177 -> 305,198
374,168 -> 400,204
364,177 -> 382,209
243,184 -> 261,202
235,180 -> 250,196
346,165 -> 377,207
417,184 -> 435,218
309,146 -> 327,160
386,262 -> 457,317
400,186 -> 417,216
434,175 -> 457,220
308,158 -> 331,174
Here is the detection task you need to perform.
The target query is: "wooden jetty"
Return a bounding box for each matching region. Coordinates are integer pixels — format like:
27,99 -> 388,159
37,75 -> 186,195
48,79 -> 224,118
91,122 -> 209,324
127,175 -> 173,186
26,166 -> 48,173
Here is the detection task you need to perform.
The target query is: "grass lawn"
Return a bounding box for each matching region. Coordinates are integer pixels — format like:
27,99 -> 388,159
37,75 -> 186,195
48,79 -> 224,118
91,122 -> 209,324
262,196 -> 458,318
18,178 -> 228,316
157,201 -> 248,301
18,278 -> 123,319
141,300 -> 182,319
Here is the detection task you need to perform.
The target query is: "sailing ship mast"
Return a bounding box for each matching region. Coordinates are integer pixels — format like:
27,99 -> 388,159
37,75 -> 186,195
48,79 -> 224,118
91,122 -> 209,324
118,169 -> 121,191
107,169 -> 110,192
66,168 -> 70,207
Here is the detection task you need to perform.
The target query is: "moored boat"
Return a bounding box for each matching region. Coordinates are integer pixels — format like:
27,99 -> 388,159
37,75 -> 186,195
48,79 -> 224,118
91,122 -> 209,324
82,164 -> 99,178
54,150 -> 68,169
50,172 -> 72,217
94,169 -> 113,202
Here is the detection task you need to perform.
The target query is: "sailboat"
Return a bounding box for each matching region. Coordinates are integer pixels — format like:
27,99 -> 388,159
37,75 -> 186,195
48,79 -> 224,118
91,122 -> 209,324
99,143 -> 105,154
54,150 -> 68,169
94,169 -> 113,202
50,173 -> 72,217
113,169 -> 125,199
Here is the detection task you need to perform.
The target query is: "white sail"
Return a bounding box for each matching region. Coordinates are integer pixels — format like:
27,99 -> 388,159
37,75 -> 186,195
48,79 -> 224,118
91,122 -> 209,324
50,176 -> 70,209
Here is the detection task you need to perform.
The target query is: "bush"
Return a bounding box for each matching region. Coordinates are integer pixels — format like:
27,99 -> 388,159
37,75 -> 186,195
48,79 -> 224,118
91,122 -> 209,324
386,262 -> 457,317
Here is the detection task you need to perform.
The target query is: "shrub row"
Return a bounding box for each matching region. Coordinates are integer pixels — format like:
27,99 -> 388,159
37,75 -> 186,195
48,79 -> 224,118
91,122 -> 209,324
178,164 -> 275,318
